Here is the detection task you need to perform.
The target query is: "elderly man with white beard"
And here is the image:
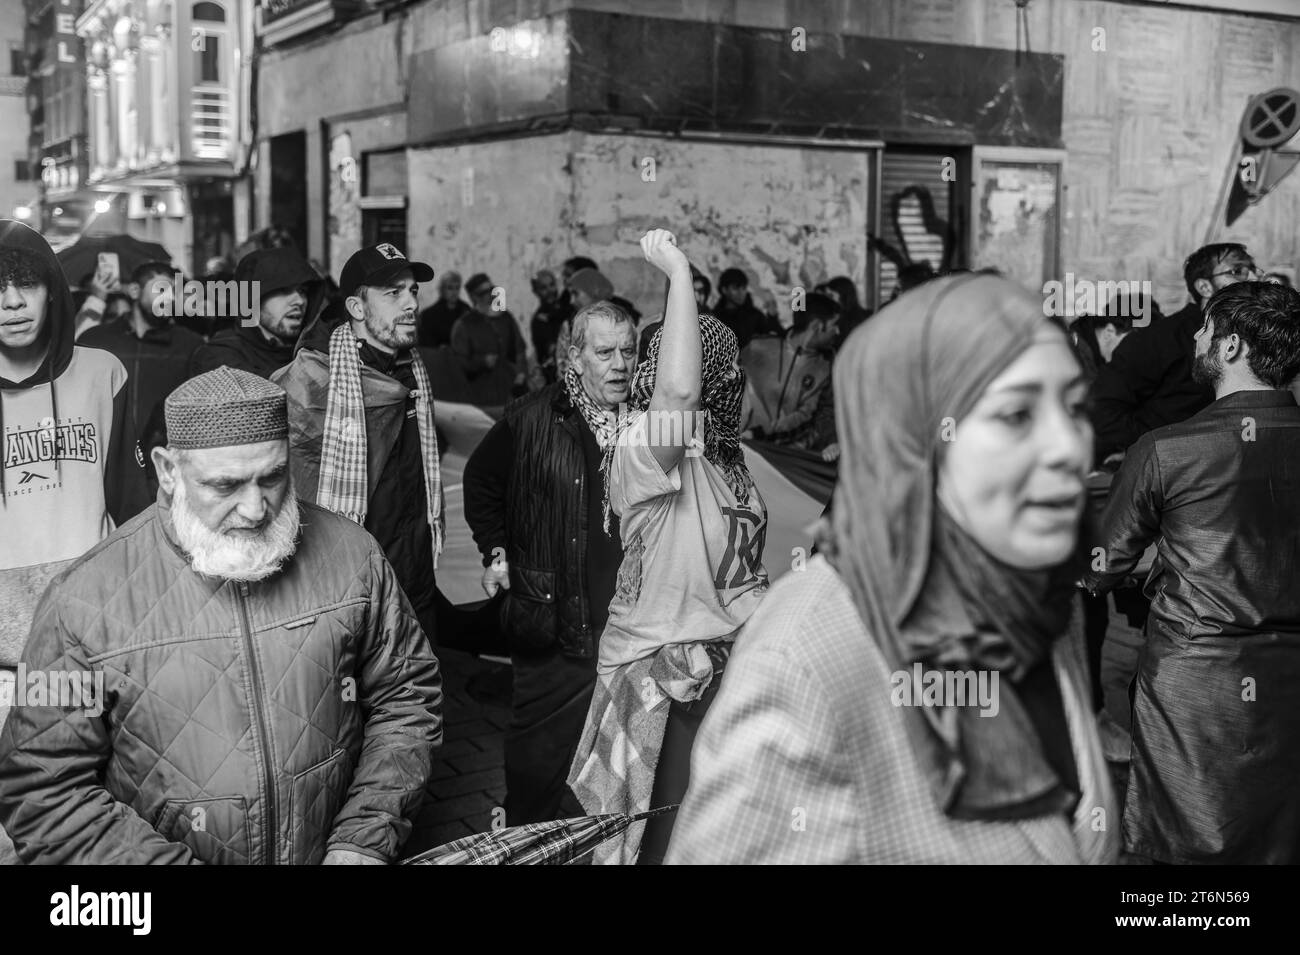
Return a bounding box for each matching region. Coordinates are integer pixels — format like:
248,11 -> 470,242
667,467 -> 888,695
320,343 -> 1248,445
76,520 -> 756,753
0,366 -> 444,865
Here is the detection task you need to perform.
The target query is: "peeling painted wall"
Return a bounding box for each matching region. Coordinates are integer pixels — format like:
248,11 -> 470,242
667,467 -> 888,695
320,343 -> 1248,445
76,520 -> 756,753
568,134 -> 870,325
407,131 -> 870,344
407,133 -> 573,350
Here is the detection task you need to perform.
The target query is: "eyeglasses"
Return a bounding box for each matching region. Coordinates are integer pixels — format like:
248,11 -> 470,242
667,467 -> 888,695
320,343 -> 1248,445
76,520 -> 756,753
1210,264 -> 1265,281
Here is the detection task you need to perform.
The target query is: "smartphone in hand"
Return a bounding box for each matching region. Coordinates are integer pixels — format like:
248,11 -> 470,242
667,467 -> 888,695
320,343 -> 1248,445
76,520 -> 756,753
95,251 -> 121,292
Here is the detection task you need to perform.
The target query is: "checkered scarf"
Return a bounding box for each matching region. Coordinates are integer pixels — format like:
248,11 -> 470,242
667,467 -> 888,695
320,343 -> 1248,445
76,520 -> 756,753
564,360 -> 624,534
317,321 -> 444,566
597,312 -> 753,532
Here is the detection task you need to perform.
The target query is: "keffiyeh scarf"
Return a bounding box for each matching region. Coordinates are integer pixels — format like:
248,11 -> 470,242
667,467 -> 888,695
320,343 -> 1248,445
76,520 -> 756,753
564,358 -> 625,535
317,321 -> 445,566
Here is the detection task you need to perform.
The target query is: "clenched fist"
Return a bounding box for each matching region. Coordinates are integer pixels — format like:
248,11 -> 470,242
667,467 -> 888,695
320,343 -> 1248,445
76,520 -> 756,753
640,229 -> 690,279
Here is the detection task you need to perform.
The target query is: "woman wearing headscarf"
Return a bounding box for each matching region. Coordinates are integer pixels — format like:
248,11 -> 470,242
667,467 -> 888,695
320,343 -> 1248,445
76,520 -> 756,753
567,229 -> 769,865
666,274 -> 1118,864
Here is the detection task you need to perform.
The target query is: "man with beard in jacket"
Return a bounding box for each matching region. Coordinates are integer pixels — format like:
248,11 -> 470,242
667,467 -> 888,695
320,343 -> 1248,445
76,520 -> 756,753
0,220 -> 148,678
0,367 -> 443,864
464,300 -> 634,824
189,248 -> 325,380
272,244 -> 444,643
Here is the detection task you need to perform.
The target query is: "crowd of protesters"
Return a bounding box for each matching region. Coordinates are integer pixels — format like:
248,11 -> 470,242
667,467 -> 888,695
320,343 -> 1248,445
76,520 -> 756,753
2,210 -> 1300,867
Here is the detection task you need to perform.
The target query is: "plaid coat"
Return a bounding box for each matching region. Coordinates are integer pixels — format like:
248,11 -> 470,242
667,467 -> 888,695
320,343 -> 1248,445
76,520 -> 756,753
666,557 -> 1118,864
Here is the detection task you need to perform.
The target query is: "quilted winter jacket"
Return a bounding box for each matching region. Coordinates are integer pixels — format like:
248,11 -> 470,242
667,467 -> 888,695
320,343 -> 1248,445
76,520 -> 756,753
0,496 -> 443,865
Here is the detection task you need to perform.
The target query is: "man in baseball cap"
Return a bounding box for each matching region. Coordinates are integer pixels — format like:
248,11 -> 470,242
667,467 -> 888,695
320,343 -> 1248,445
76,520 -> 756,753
272,244 -> 445,642
339,243 -> 434,301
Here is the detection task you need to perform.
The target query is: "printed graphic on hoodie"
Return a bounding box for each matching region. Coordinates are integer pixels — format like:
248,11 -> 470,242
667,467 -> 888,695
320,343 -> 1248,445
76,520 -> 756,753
4,416 -> 100,491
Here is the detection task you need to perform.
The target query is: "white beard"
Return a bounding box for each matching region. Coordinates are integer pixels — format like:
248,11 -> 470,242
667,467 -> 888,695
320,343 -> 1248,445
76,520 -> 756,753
171,481 -> 301,582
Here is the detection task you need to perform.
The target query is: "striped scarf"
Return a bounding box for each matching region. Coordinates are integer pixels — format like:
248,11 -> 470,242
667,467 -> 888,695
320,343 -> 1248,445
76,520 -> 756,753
317,321 -> 444,566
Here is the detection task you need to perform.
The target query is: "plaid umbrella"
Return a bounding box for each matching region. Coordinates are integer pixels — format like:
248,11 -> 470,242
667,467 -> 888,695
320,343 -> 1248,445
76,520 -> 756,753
402,805 -> 678,865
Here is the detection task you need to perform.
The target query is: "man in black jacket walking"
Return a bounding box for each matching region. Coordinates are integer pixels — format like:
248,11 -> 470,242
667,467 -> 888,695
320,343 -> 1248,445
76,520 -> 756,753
189,248 -> 325,380
79,261 -> 203,499
464,300 -> 636,824
1090,243 -> 1266,463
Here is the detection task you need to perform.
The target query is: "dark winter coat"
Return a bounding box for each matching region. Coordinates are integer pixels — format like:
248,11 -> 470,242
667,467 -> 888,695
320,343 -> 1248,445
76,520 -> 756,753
79,316 -> 204,447
1089,302 -> 1214,461
463,384 -> 618,659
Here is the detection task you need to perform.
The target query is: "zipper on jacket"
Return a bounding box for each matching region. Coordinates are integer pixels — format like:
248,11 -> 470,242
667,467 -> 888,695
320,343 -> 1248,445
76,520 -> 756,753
236,581 -> 278,865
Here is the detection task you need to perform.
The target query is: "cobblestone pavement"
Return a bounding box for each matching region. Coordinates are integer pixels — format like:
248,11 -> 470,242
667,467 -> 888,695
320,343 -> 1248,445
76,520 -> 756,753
402,648 -> 513,859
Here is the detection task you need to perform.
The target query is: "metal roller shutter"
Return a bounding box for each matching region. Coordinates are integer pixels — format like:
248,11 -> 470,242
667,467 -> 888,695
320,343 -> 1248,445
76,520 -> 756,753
878,149 -> 955,302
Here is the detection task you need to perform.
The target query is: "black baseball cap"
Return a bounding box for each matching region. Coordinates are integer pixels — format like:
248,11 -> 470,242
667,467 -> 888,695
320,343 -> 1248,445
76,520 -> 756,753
339,243 -> 434,299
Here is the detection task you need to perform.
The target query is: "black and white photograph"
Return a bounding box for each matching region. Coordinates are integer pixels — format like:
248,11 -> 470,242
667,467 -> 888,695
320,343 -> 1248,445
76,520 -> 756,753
0,0 -> 1297,925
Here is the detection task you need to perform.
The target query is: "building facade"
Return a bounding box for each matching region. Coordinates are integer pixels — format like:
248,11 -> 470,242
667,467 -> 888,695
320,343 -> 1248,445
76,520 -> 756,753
23,0 -> 98,252
1,2 -> 34,226
74,0 -> 255,273
252,0 -> 1300,331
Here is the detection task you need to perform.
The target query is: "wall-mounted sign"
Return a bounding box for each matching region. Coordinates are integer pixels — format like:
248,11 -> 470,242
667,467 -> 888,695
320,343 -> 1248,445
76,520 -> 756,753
258,0 -> 362,46
56,0 -> 83,65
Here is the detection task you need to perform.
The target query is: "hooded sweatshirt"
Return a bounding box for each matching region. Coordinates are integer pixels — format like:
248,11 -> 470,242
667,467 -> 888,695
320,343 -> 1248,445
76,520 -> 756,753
0,220 -> 147,665
188,248 -> 325,380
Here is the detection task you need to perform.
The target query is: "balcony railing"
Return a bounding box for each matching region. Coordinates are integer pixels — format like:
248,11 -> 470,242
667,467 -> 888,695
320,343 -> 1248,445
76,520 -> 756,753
191,85 -> 231,160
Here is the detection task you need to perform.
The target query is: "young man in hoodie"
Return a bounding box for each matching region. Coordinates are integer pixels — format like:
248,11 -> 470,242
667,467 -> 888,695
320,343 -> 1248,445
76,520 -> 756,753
273,243 -> 444,643
0,220 -> 147,669
189,248 -> 325,379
